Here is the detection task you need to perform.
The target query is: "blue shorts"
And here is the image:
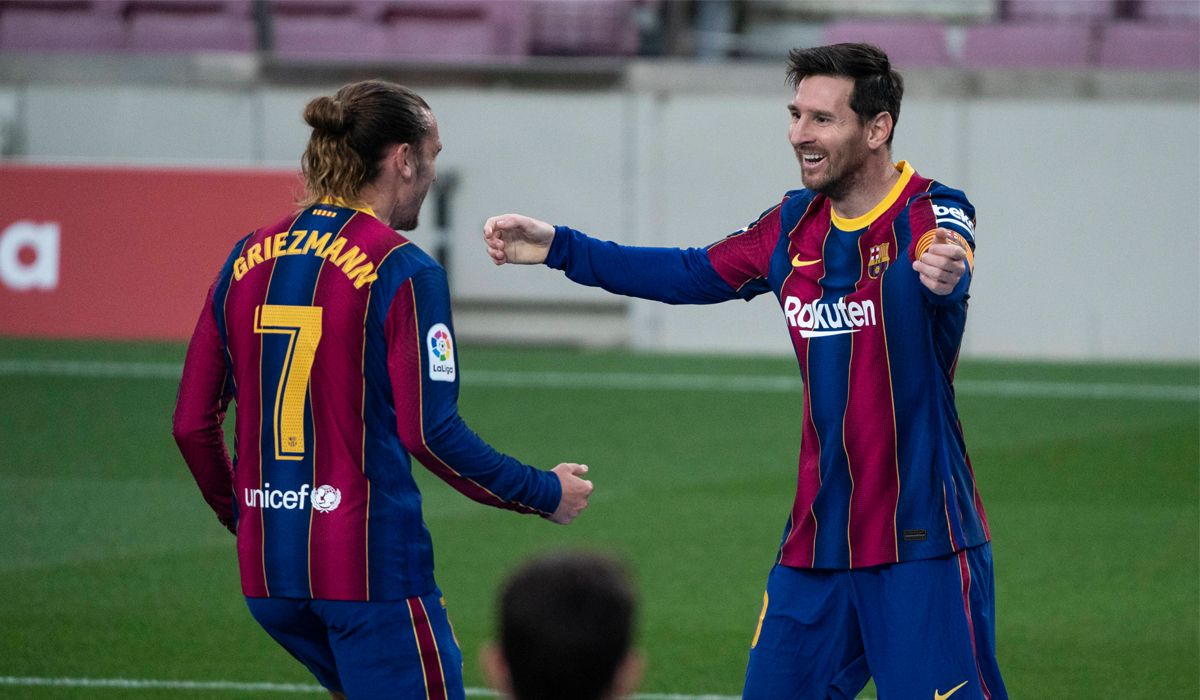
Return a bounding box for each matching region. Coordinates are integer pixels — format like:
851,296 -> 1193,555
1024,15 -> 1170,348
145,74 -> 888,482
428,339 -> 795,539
743,544 -> 1007,700
245,590 -> 464,700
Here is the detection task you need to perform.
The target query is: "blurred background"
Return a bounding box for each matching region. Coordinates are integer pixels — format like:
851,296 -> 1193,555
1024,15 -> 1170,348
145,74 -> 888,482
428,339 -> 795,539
0,3 -> 1197,698
0,0 -> 1196,361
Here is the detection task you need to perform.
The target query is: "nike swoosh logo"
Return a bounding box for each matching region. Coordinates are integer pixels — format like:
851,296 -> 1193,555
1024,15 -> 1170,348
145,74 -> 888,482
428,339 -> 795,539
934,680 -> 969,700
791,255 -> 821,267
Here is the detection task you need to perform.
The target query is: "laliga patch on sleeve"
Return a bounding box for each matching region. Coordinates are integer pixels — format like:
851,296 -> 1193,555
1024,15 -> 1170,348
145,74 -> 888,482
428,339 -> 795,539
426,323 -> 456,382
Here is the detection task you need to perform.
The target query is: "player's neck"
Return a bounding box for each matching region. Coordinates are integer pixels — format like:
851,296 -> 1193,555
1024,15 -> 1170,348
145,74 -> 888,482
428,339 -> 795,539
828,155 -> 901,221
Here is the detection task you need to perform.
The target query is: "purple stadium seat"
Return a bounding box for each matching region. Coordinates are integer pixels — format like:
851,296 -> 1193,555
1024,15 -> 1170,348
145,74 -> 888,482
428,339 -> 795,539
376,0 -> 531,62
529,0 -> 638,57
1004,0 -> 1117,21
1098,21 -> 1200,70
268,0 -> 384,61
822,20 -> 950,68
0,0 -> 124,52
125,1 -> 256,53
1137,0 -> 1200,22
961,22 -> 1094,68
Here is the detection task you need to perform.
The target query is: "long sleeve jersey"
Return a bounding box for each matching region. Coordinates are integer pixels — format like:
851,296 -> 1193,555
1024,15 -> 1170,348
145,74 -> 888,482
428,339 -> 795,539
546,161 -> 990,569
173,201 -> 561,601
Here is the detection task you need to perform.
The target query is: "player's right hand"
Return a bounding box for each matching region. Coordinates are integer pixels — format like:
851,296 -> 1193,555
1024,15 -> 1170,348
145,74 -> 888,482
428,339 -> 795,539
548,462 -> 593,524
483,213 -> 555,265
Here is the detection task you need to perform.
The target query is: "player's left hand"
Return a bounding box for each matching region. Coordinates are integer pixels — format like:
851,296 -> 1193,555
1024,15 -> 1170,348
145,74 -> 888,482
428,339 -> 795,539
913,227 -> 967,295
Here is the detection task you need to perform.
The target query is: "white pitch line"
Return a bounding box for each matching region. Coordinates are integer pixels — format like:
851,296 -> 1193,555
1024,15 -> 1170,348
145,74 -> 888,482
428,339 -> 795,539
0,676 -> 743,699
0,358 -> 183,379
0,358 -> 1195,401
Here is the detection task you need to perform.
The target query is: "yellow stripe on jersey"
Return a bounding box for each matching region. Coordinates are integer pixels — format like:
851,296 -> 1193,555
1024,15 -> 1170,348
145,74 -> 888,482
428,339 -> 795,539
751,591 -> 769,649
319,196 -> 378,219
830,160 -> 915,231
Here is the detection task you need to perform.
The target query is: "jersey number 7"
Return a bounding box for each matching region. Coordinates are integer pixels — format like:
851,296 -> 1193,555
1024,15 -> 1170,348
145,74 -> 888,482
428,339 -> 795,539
253,304 -> 323,461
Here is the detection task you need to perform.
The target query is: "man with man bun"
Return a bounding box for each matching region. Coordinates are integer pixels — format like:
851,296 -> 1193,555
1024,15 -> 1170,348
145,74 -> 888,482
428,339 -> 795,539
173,79 -> 593,700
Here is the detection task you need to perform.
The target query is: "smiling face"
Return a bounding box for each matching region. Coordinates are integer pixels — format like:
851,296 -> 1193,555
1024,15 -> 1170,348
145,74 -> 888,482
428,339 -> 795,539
787,75 -> 874,200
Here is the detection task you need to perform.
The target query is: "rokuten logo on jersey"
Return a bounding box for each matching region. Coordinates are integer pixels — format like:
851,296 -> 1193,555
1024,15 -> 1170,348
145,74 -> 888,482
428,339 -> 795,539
243,483 -> 341,512
783,295 -> 877,338
426,323 -> 456,382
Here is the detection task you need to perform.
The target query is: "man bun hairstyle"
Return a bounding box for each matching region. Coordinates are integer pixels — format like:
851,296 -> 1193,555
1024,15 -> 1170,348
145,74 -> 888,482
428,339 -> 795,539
304,95 -> 354,136
787,43 -> 904,145
300,80 -> 431,207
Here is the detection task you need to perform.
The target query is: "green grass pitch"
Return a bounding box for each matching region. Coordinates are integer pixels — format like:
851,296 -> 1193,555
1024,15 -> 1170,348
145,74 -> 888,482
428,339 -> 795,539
0,337 -> 1196,698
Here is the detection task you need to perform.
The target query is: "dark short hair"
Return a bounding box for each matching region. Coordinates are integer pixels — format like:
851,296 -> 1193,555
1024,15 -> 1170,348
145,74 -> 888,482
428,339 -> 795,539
786,43 -> 904,144
498,551 -> 637,700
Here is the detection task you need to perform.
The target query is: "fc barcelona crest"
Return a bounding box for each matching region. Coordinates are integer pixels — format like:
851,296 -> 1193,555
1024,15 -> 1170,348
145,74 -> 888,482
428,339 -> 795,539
868,242 -> 890,279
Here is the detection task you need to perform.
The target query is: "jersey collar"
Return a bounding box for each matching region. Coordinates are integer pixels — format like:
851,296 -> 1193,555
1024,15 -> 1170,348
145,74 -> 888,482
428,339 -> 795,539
829,160 -> 914,231
319,196 -> 378,220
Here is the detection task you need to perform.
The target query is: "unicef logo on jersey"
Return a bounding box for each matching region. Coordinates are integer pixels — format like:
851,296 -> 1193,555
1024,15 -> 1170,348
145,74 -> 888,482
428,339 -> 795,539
311,484 -> 342,513
242,483 -> 342,513
426,323 -> 456,383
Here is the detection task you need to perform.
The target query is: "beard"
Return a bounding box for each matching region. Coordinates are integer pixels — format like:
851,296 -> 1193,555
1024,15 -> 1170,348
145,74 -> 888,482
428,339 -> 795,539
392,210 -> 419,231
798,143 -> 869,201
389,175 -> 431,231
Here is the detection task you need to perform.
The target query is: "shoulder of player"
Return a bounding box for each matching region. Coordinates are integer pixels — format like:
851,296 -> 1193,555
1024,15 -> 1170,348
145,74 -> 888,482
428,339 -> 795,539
372,238 -> 444,289
782,188 -> 815,206
925,180 -> 973,208
754,189 -> 813,226
902,181 -> 977,241
901,181 -> 974,216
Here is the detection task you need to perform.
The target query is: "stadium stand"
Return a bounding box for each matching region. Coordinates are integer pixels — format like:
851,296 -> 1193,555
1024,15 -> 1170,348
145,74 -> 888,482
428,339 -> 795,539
528,0 -> 639,57
1137,0 -> 1200,22
960,21 -> 1095,69
0,0 -> 125,52
1098,21 -> 1200,70
267,0 -> 535,63
266,0 -> 383,61
1002,0 -> 1117,21
376,1 -> 532,63
125,1 -> 256,53
0,0 -> 1194,71
822,19 -> 951,67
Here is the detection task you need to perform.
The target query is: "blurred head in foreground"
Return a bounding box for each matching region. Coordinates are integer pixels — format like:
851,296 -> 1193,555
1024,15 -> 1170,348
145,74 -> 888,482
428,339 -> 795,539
483,551 -> 642,700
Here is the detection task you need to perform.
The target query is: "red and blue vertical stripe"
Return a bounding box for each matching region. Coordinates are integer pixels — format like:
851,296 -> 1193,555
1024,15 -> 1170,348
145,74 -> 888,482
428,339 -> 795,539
545,162 -> 990,571
192,202 -> 561,602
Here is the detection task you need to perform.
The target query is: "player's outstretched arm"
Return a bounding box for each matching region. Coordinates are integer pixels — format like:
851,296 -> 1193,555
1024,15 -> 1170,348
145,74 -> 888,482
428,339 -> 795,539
912,227 -> 968,296
483,213 -> 555,265
547,463 -> 593,524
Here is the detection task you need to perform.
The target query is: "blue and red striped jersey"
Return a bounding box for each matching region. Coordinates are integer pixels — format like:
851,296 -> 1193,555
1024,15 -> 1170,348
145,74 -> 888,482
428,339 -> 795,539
174,201 -> 561,601
545,161 -> 989,569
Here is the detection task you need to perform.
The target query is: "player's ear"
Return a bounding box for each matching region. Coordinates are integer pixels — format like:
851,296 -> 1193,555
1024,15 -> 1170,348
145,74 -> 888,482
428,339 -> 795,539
480,644 -> 512,697
390,142 -> 415,180
609,651 -> 645,699
866,111 -> 893,150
